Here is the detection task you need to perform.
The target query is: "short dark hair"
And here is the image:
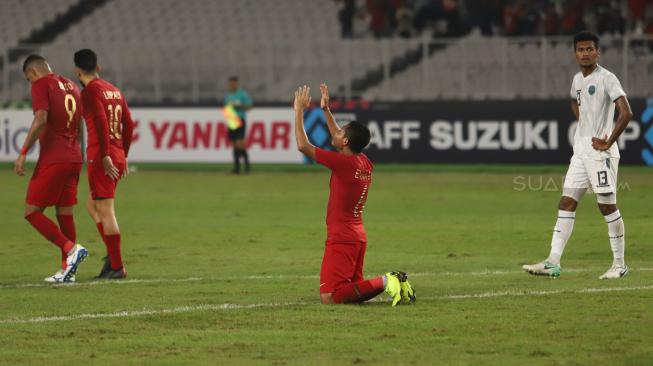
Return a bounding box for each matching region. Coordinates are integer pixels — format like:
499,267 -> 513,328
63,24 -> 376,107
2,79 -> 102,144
344,121 -> 371,153
573,31 -> 600,49
22,54 -> 46,72
74,49 -> 98,73
228,76 -> 239,82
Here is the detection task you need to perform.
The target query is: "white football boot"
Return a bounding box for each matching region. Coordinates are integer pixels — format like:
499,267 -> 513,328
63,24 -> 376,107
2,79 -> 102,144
522,261 -> 561,278
599,264 -> 629,280
62,244 -> 89,282
44,271 -> 75,283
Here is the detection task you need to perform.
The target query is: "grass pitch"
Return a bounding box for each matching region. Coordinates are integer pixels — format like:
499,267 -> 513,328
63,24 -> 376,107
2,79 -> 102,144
0,163 -> 652,365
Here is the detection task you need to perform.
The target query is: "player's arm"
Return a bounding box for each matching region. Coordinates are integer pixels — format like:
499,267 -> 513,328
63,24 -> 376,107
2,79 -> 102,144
240,91 -> 253,111
84,90 -> 120,180
120,99 -> 135,177
294,85 -> 316,160
14,110 -> 47,176
320,83 -> 340,136
592,96 -> 634,151
121,99 -> 135,157
570,100 -> 579,121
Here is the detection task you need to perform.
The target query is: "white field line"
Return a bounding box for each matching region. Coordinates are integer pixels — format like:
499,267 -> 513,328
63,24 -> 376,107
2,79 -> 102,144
2,285 -> 652,325
1,267 -> 652,290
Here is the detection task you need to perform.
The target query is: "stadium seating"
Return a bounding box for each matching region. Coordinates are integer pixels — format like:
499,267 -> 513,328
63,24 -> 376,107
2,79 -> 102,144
0,0 -> 76,54
1,0 -> 652,102
364,35 -> 653,101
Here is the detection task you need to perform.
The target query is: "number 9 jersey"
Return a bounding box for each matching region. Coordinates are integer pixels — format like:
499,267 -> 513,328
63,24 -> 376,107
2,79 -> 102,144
30,74 -> 83,165
81,78 -> 134,163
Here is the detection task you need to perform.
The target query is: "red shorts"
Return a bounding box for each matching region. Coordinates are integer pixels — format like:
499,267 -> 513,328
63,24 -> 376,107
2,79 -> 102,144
87,159 -> 126,199
319,241 -> 367,294
26,162 -> 82,207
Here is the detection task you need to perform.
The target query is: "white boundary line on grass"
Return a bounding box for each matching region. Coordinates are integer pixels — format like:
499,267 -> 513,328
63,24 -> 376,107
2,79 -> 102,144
1,285 -> 652,325
1,267 -> 652,290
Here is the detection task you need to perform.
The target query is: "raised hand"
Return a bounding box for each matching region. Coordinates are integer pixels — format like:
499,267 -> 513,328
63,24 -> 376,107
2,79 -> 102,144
293,85 -> 311,111
320,83 -> 329,110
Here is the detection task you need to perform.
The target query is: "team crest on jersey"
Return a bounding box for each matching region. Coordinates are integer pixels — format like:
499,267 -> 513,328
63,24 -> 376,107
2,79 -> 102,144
588,85 -> 596,95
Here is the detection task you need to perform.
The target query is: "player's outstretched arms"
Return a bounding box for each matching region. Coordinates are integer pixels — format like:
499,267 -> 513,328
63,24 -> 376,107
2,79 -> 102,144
14,110 -> 47,176
320,83 -> 340,136
294,85 -> 316,160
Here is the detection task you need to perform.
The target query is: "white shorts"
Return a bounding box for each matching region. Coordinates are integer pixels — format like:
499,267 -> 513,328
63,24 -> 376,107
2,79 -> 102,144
563,155 -> 619,194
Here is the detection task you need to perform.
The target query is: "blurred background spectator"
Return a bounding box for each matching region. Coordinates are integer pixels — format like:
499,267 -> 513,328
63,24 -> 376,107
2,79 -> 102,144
340,0 -> 653,38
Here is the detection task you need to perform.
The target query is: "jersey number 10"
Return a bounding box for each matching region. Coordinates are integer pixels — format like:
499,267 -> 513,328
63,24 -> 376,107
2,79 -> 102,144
107,104 -> 123,140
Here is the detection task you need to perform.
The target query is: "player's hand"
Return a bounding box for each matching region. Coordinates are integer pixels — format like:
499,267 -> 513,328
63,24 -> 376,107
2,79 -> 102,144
320,83 -> 330,110
102,155 -> 120,180
591,135 -> 611,151
14,154 -> 26,176
293,85 -> 311,112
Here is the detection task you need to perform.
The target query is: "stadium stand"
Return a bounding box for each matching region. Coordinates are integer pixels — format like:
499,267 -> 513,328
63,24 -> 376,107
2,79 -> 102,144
1,0 -> 652,103
0,0 -> 77,55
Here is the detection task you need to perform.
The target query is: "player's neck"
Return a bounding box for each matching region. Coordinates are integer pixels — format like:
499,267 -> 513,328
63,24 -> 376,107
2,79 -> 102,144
580,64 -> 598,77
339,147 -> 355,156
79,73 -> 99,87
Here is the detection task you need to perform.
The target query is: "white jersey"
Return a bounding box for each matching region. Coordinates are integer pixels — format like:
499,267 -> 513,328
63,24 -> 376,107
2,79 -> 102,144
569,64 -> 626,159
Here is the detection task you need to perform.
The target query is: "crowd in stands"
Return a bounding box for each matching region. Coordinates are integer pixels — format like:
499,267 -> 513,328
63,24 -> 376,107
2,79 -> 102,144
335,0 -> 653,38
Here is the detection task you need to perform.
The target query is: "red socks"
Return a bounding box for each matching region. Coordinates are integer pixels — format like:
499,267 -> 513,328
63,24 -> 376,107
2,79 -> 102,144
97,222 -> 124,270
104,234 -> 123,270
332,276 -> 385,304
26,212 -> 74,254
96,222 -> 109,255
56,215 -> 76,270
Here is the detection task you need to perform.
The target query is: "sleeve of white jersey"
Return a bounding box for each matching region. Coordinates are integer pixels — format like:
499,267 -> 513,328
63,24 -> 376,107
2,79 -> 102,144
605,73 -> 626,102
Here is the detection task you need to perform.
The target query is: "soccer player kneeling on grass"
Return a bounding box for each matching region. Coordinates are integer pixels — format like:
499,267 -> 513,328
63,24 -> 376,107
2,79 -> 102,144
293,84 -> 415,306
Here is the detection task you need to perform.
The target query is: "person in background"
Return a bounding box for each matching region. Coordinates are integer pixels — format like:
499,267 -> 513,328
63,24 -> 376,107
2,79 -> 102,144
224,76 -> 253,174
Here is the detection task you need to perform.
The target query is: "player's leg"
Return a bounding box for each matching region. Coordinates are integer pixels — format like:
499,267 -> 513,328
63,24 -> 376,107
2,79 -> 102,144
55,206 -> 74,271
524,156 -> 587,277
87,159 -> 126,278
229,130 -> 241,174
320,242 -> 383,305
329,242 -> 385,304
94,198 -> 126,278
235,123 -> 250,172
591,158 -> 628,279
235,138 -> 250,173
351,241 -> 414,304
25,164 -> 76,262
321,242 -> 409,306
25,204 -> 87,281
54,163 -> 82,271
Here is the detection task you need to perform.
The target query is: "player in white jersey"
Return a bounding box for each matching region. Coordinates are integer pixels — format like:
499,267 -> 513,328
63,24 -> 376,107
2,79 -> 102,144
523,31 -> 634,280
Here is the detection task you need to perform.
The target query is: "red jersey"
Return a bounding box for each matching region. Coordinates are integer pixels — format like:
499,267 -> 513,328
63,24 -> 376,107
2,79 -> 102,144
315,148 -> 373,243
30,74 -> 82,165
81,78 -> 134,162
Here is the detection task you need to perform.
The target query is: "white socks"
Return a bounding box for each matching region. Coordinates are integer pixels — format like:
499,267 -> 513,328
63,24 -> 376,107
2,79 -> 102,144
547,210 -> 576,265
604,210 -> 625,267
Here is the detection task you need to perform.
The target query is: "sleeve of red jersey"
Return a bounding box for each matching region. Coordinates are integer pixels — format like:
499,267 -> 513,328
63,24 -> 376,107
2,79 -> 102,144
121,98 -> 135,157
315,148 -> 349,172
31,80 -> 49,113
83,88 -> 111,157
